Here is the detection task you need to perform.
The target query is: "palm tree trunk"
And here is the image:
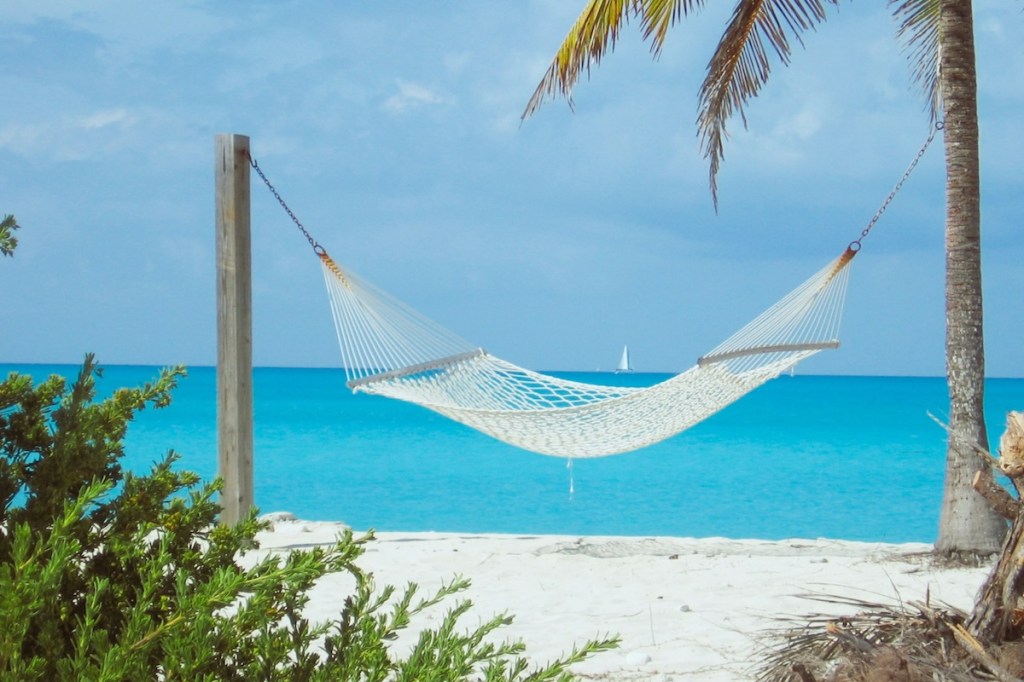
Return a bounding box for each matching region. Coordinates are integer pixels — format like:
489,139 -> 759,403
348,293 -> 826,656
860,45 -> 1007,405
934,0 -> 1006,554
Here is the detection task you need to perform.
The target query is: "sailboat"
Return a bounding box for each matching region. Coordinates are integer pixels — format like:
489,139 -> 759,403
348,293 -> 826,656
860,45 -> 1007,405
614,345 -> 633,374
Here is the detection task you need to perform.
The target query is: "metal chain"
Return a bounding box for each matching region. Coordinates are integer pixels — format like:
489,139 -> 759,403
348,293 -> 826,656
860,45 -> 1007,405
849,120 -> 944,252
247,151 -> 324,255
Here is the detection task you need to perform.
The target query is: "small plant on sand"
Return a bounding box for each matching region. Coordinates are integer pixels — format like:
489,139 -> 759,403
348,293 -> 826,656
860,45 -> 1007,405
0,356 -> 617,680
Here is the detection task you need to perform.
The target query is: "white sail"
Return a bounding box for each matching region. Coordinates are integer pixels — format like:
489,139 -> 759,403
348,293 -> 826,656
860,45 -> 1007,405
615,345 -> 633,373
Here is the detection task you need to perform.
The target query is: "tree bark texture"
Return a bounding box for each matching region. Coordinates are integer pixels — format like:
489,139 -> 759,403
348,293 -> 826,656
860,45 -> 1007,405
973,469 -> 1022,521
934,0 -> 1006,554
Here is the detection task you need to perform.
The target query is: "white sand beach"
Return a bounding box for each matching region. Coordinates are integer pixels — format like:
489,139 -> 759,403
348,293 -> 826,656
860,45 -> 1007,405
253,516 -> 991,681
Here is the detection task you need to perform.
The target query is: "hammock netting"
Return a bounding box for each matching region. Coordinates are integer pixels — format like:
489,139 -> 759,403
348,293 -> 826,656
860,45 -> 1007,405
319,247 -> 856,458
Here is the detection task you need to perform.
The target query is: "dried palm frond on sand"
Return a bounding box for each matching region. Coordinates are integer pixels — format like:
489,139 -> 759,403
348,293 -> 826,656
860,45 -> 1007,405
758,412 -> 1024,681
755,592 -> 1024,682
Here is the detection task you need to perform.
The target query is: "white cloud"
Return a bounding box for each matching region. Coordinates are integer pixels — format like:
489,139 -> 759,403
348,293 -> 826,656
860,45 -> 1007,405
0,108 -> 140,160
382,79 -> 445,113
80,108 -> 137,130
771,104 -> 824,142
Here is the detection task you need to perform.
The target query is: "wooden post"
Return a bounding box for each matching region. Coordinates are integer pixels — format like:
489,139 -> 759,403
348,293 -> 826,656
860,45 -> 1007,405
215,133 -> 254,525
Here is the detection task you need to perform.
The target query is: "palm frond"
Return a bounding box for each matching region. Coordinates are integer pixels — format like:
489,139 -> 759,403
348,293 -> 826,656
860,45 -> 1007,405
522,0 -> 705,119
890,0 -> 941,121
698,0 -> 838,208
522,0 -> 634,119
637,0 -> 702,57
755,594 -> 995,682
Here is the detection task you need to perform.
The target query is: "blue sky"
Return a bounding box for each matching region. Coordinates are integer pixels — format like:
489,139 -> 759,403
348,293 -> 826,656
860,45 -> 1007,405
1,1 -> 1020,377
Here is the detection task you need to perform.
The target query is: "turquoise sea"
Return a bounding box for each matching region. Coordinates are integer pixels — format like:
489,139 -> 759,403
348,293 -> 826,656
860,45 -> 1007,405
3,363 -> 1021,544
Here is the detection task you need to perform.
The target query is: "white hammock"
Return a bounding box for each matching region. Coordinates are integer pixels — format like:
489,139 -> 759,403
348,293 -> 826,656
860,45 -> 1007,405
319,247 -> 856,458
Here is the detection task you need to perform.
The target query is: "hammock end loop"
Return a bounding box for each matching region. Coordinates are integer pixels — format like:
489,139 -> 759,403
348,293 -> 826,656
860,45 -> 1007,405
318,249 -> 350,288
824,243 -> 859,282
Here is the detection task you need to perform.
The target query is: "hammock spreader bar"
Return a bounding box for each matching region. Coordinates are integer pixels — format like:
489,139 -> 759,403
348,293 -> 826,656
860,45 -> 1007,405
697,340 -> 841,367
347,349 -> 486,389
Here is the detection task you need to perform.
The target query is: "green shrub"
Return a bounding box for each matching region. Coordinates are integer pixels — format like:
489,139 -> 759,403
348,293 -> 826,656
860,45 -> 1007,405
0,356 -> 617,680
0,214 -> 18,256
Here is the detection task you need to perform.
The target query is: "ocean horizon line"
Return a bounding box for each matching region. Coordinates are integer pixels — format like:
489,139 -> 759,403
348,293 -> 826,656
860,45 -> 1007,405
6,360 -> 1024,382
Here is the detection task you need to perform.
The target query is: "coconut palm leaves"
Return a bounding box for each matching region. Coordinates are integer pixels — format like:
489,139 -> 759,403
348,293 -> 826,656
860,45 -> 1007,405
892,0 -> 942,119
524,0 -> 944,205
698,0 -> 838,205
524,0 -> 845,207
522,0 -> 694,118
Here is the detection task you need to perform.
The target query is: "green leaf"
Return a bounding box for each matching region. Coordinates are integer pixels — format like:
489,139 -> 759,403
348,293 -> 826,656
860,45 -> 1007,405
0,214 -> 19,257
